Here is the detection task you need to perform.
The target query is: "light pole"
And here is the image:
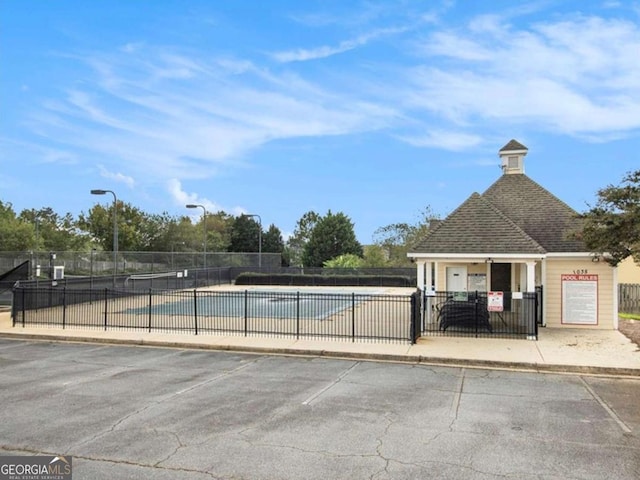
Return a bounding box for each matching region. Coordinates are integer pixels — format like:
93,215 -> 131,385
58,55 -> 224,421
91,189 -> 118,284
186,204 -> 207,269
244,213 -> 262,268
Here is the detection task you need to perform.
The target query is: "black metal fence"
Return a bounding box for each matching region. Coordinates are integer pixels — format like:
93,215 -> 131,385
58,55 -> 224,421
619,284 -> 640,314
421,290 -> 540,339
12,286 -> 423,344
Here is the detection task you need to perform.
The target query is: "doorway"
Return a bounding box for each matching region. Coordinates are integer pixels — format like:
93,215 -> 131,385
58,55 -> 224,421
491,263 -> 512,311
446,266 -> 467,292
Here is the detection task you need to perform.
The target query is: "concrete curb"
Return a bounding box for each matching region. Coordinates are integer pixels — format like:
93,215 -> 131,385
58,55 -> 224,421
1,331 -> 639,378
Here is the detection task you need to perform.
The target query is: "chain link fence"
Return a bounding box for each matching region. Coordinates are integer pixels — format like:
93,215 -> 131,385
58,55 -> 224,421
0,251 -> 282,279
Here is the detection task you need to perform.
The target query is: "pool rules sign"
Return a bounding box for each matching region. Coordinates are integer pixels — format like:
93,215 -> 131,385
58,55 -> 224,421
561,274 -> 598,325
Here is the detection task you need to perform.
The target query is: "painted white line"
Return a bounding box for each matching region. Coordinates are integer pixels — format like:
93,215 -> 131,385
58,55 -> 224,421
579,376 -> 632,433
174,359 -> 258,396
302,361 -> 360,406
450,368 -> 465,418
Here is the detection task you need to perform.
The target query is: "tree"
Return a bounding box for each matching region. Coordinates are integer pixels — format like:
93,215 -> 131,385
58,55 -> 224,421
263,224 -> 284,253
77,201 -> 153,251
286,211 -> 321,267
578,170 -> 640,266
303,211 -> 363,267
362,245 -> 388,267
372,206 -> 438,266
323,254 -> 364,268
204,211 -> 233,252
0,201 -> 34,251
229,215 -> 261,252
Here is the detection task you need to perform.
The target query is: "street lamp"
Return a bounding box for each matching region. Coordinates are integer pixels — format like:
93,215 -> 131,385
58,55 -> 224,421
244,213 -> 262,268
91,189 -> 118,284
186,204 -> 207,268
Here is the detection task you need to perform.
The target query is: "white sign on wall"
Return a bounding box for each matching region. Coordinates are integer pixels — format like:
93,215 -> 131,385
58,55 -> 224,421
561,274 -> 598,325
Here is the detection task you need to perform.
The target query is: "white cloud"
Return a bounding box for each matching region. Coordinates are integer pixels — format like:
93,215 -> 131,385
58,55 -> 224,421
396,129 -> 483,151
98,165 -> 135,188
406,15 -> 640,138
271,26 -> 408,63
167,178 -> 245,215
26,45 -> 397,183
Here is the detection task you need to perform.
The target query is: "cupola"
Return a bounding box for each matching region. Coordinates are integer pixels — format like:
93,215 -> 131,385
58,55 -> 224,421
499,139 -> 528,174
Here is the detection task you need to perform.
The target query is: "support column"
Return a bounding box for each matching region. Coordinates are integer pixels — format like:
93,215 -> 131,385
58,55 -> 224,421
416,261 -> 425,291
526,262 -> 536,292
425,262 -> 433,292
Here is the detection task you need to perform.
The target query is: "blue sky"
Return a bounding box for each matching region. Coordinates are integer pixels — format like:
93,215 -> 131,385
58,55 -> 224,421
2,0 -> 640,243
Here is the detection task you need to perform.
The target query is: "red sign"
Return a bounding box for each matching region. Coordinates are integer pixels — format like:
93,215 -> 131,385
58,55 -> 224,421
487,291 -> 504,312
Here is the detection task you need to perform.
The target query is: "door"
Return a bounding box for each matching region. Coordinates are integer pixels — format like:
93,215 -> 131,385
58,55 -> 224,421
491,263 -> 512,311
446,266 -> 467,293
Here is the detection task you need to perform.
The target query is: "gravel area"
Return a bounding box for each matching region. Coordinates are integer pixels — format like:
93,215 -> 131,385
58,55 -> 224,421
619,317 -> 640,349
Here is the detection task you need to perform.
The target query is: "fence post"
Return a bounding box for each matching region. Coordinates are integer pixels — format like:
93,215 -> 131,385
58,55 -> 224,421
533,292 -> 538,340
474,291 -> 479,338
194,289 -> 198,335
104,288 -> 108,331
410,291 -> 417,344
62,287 -> 66,329
296,291 -> 300,340
244,289 -> 248,337
148,289 -> 152,333
351,293 -> 356,342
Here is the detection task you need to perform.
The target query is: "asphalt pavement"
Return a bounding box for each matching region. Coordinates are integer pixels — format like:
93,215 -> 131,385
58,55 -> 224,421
0,340 -> 638,480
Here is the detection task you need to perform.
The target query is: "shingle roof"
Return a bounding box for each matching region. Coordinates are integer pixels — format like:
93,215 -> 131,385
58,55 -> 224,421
481,174 -> 585,252
411,171 -> 586,255
412,192 -> 547,254
499,139 -> 528,152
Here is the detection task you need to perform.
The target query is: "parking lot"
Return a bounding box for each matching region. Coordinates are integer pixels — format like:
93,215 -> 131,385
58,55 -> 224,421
0,339 -> 638,479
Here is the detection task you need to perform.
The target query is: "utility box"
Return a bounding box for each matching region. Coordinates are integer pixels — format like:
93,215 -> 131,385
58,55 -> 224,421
53,266 -> 65,280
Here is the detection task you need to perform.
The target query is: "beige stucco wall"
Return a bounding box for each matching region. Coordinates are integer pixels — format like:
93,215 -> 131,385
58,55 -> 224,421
617,256 -> 640,284
544,258 -> 616,329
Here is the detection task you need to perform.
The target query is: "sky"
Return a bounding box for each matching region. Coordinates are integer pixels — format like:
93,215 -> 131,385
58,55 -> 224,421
1,0 -> 640,244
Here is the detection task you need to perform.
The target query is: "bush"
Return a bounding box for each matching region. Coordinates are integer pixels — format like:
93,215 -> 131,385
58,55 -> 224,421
234,273 -> 412,287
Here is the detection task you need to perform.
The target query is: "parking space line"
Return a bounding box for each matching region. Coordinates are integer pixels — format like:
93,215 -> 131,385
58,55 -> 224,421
174,358 -> 261,396
450,368 -> 465,418
579,376 -> 632,433
302,361 -> 360,406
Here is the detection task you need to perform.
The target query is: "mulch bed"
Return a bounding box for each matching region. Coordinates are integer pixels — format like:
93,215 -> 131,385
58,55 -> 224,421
619,318 -> 640,349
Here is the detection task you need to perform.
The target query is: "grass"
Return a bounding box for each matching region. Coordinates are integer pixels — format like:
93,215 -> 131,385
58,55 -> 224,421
619,312 -> 640,321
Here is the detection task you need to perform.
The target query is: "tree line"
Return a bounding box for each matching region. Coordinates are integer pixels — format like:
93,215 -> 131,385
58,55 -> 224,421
5,165 -> 634,270
0,200 -> 438,268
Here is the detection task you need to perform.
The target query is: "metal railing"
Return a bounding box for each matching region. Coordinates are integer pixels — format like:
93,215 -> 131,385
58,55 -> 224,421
12,286 -> 423,344
421,290 -> 539,339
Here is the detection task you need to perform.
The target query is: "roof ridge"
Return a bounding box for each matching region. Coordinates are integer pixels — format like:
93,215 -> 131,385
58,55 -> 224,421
416,192 -> 481,244
483,173 -> 579,215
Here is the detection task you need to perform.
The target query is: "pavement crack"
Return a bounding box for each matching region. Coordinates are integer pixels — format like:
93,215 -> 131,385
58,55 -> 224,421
153,429 -> 186,467
370,413 -> 395,480
71,357 -> 263,450
0,445 -> 225,479
450,367 -> 465,420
